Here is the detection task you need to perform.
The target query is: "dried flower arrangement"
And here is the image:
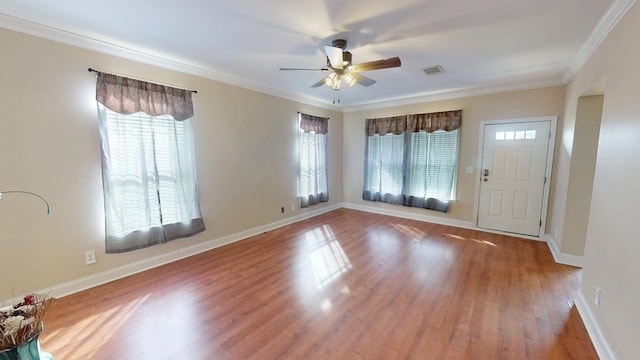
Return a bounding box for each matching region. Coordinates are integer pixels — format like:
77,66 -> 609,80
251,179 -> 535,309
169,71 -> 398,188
0,294 -> 52,353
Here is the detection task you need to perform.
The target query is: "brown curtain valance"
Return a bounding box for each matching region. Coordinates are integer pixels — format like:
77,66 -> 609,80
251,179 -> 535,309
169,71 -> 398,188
300,113 -> 329,134
365,116 -> 407,136
407,110 -> 462,133
96,72 -> 194,121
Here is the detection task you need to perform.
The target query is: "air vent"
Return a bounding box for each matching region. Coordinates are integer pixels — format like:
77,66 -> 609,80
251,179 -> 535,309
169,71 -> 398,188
423,65 -> 445,76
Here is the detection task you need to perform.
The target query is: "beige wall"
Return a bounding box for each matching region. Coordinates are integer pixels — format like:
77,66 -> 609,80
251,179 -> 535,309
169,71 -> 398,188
559,96 -> 602,256
3,4 -> 640,355
561,1 -> 640,358
0,28 -> 343,300
342,87 -> 565,224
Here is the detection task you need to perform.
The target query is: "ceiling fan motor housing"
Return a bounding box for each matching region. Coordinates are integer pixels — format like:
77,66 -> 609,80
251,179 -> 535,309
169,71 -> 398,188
325,39 -> 352,69
331,39 -> 347,49
342,51 -> 352,66
326,51 -> 352,69
281,37 -> 399,90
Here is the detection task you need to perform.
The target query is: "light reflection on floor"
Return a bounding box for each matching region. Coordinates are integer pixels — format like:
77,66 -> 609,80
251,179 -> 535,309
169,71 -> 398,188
304,225 -> 353,289
443,233 -> 497,247
389,223 -> 426,239
42,287 -> 204,359
43,294 -> 150,359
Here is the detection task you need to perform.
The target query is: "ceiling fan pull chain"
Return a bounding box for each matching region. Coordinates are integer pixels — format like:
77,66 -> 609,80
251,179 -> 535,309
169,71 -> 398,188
331,90 -> 340,104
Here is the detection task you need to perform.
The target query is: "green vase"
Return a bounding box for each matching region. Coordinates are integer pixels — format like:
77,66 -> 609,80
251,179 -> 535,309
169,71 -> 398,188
0,335 -> 42,360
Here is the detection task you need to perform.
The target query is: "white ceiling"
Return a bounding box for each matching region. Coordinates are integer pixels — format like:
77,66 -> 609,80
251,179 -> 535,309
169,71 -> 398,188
0,0 -> 627,110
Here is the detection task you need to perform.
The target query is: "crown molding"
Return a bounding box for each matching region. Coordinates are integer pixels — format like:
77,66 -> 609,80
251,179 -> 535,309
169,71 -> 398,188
2,0 -> 634,114
563,0 -> 637,84
0,13 -> 340,111
341,79 -> 565,113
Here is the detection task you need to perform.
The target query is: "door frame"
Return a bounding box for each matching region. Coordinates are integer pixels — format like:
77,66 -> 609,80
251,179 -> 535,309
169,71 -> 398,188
473,116 -> 557,240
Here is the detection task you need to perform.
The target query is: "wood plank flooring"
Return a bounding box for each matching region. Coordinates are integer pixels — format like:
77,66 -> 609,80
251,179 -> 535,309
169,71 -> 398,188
39,209 -> 597,359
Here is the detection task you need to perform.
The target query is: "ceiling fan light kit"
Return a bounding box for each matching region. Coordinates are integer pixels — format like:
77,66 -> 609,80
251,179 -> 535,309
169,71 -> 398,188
323,71 -> 357,91
343,73 -> 356,87
324,72 -> 340,90
280,39 -> 401,91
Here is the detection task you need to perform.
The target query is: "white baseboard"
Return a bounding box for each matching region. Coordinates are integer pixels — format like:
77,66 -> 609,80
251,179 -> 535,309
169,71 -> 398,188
574,291 -> 618,360
3,203 -> 342,304
342,202 -> 475,230
4,201 -> 614,360
4,203 -> 590,310
544,234 -> 585,267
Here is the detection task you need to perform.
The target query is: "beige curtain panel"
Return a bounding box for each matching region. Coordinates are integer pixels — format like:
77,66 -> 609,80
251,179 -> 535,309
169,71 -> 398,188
96,72 -> 194,121
300,113 -> 329,134
407,110 -> 462,133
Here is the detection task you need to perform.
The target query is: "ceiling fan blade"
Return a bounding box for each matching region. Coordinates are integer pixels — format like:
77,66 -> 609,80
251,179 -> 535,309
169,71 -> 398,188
280,67 -> 329,71
324,45 -> 344,70
351,73 -> 377,87
350,57 -> 401,72
310,78 -> 327,88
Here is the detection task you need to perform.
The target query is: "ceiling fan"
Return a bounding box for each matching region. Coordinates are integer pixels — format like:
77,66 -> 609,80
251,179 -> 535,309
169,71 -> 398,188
280,39 -> 401,91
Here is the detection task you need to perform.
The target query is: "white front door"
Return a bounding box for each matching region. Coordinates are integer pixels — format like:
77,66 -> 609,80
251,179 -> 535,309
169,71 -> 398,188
477,121 -> 551,237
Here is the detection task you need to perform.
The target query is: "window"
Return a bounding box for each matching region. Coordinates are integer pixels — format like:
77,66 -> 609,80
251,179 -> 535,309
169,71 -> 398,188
298,113 -> 329,208
95,72 -> 205,253
363,132 -> 405,204
363,111 -> 461,212
496,130 -> 537,140
405,129 -> 459,202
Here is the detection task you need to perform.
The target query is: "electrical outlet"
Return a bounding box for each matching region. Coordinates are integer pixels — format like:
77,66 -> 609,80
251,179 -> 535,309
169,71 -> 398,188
281,207 -> 285,213
290,203 -> 295,212
594,287 -> 602,307
84,250 -> 96,265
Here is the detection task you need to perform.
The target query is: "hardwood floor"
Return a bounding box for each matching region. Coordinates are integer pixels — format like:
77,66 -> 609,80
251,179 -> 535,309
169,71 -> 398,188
39,209 -> 597,359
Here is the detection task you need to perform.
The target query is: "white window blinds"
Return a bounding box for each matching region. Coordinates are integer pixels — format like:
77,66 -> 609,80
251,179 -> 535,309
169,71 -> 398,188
363,111 -> 461,212
298,113 -> 329,208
